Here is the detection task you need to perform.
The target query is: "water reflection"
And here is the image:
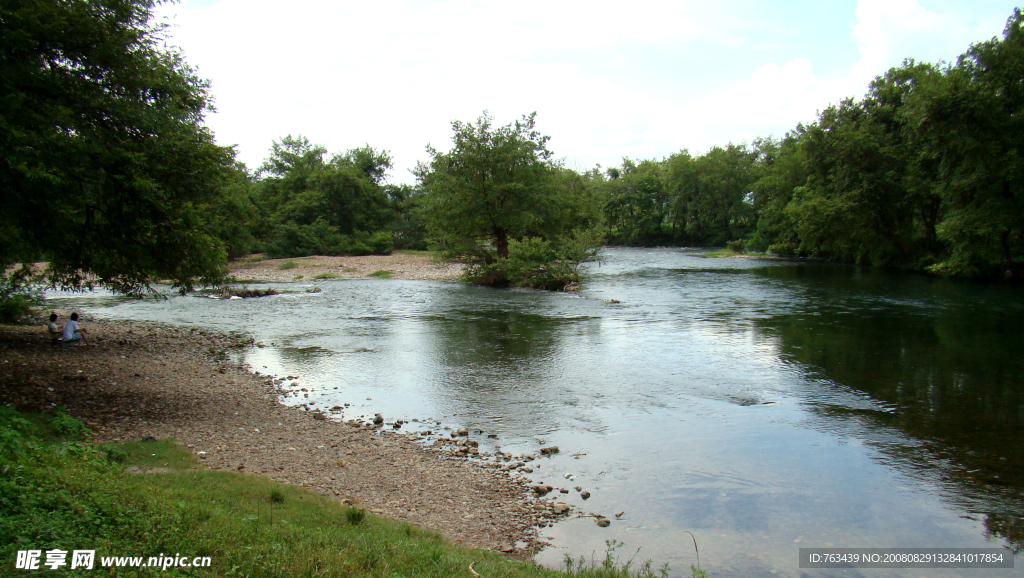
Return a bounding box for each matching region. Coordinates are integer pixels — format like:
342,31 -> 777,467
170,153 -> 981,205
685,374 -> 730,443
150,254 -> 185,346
753,265 -> 1024,553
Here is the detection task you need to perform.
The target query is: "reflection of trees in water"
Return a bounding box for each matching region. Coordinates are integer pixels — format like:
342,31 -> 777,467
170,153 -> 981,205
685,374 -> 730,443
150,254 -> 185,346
422,309 -> 598,435
755,302 -> 1024,550
428,309 -> 570,376
985,514 -> 1023,555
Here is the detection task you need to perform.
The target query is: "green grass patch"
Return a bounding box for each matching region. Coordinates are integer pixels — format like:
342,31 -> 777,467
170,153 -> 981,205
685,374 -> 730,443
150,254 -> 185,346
703,248 -> 770,258
341,266 -> 357,273
0,407 -> 680,577
292,274 -> 304,280
368,270 -> 394,279
312,273 -> 339,280
703,248 -> 742,258
394,249 -> 440,257
276,261 -> 298,270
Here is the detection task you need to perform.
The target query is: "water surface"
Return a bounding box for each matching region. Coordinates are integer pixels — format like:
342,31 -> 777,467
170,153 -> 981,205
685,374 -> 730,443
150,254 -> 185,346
56,248 -> 1023,577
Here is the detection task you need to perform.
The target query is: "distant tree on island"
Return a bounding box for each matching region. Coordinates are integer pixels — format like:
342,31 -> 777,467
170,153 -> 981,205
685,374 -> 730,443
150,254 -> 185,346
416,112 -> 603,290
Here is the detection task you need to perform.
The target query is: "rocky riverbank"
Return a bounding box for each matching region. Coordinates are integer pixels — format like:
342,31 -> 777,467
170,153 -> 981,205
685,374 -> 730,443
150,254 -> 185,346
0,317 -> 573,555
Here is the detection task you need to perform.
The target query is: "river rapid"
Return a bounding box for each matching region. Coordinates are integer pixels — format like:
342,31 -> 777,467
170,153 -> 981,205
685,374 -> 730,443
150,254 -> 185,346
50,247 -> 1023,577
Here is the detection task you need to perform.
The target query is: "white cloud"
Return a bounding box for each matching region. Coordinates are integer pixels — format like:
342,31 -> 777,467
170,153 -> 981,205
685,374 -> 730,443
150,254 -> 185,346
156,0 -> 1017,181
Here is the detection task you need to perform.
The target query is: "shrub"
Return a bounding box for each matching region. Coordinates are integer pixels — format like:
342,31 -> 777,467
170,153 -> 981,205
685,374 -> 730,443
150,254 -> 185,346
463,230 -> 601,291
344,507 -> 366,525
726,239 -> 746,254
0,273 -> 42,324
52,408 -> 91,440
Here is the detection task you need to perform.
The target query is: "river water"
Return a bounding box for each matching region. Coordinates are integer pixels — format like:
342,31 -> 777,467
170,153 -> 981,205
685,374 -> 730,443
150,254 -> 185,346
50,247 -> 1023,577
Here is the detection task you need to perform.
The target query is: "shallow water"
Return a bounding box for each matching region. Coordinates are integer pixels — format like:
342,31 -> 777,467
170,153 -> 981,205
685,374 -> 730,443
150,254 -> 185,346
54,248 -> 1023,577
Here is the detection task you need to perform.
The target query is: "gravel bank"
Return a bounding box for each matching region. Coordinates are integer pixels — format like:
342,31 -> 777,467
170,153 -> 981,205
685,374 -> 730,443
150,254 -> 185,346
0,317 -> 570,555
227,252 -> 463,283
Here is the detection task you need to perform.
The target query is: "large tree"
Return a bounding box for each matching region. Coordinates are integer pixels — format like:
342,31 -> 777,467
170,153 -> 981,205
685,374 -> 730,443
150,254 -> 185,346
418,112 -> 602,289
418,112 -> 557,261
0,0 -> 234,294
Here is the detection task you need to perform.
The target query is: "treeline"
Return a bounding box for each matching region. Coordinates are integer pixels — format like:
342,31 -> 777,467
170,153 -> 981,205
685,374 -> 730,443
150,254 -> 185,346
592,9 -> 1024,279
204,135 -> 426,260
209,9 -> 1024,282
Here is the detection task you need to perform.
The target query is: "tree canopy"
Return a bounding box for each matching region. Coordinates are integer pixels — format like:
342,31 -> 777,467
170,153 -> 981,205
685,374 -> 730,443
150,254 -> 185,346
417,112 -> 602,289
0,0 -> 234,294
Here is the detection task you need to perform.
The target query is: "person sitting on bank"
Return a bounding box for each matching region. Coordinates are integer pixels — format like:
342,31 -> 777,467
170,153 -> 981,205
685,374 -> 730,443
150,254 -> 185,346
47,312 -> 62,344
62,312 -> 91,346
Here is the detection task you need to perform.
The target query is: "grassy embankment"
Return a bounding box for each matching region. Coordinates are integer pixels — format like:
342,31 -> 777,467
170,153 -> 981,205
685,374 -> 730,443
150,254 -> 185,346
1,407 -> 684,577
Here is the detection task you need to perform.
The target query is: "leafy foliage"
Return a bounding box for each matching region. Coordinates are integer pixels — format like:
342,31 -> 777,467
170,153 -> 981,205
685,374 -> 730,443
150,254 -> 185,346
418,112 -> 603,289
0,269 -> 42,324
248,135 -> 397,258
0,0 -> 235,294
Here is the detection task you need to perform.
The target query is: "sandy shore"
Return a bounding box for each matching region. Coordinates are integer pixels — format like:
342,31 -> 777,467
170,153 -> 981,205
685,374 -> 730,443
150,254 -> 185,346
0,316 -> 572,555
227,252 -> 463,283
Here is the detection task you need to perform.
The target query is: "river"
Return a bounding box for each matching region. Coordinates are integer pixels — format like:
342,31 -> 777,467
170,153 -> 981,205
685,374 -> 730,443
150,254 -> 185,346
49,247 -> 1023,577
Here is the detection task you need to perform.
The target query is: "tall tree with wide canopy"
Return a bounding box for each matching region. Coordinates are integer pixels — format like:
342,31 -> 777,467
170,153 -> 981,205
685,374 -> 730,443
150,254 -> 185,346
418,112 -> 558,262
0,0 -> 233,294
418,112 -> 602,289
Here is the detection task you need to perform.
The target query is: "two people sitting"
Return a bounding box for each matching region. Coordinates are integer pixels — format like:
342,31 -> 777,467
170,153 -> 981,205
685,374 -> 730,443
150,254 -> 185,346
48,312 -> 91,346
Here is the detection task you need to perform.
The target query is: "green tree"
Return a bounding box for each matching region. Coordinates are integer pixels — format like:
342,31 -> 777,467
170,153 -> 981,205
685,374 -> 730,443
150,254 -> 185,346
419,112 -> 556,261
600,159 -> 674,246
746,134 -> 808,254
908,10 -> 1024,278
666,144 -> 758,245
0,0 -> 234,294
253,136 -> 396,257
418,112 -> 602,289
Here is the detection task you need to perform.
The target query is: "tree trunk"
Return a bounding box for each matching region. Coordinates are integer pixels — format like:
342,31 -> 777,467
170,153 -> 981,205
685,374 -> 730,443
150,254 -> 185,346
494,227 -> 509,259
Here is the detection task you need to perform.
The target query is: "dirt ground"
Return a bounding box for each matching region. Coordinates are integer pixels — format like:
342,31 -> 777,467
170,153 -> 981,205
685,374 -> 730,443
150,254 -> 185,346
227,252 -> 463,283
0,317 -> 573,555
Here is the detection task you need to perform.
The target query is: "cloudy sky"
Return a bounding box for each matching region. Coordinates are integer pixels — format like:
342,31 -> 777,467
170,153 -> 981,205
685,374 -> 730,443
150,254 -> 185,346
155,0 -> 1021,183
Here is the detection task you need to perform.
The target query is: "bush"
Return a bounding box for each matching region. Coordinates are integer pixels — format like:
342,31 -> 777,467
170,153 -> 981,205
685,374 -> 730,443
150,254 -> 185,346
726,239 -> 746,254
0,273 -> 42,324
51,408 -> 91,440
463,230 -> 602,291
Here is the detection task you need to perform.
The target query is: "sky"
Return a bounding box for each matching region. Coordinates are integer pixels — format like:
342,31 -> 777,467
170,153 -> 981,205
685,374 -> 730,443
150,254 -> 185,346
155,0 -> 1022,183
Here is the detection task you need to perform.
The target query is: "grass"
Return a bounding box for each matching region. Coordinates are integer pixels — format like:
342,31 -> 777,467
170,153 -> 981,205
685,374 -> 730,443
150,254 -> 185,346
394,249 -> 440,257
703,248 -> 770,258
369,270 -> 394,279
0,407 -> 686,577
312,273 -> 339,280
276,261 -> 298,270
341,267 -> 358,273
